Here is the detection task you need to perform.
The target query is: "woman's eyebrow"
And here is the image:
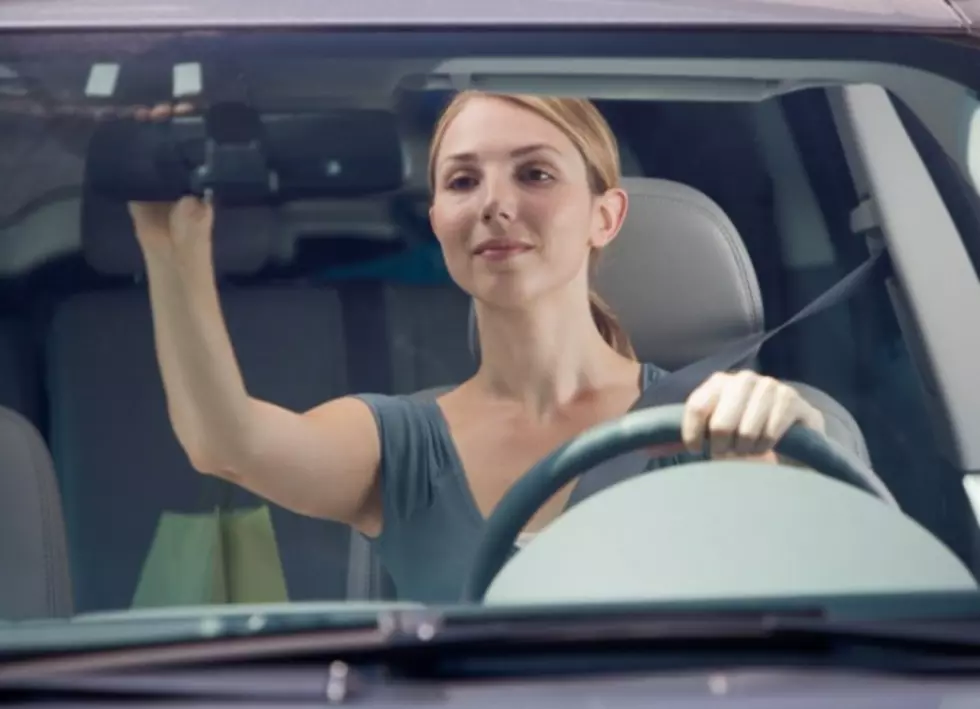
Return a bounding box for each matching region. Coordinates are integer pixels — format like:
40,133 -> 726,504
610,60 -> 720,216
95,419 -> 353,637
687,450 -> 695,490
442,143 -> 562,165
510,143 -> 561,159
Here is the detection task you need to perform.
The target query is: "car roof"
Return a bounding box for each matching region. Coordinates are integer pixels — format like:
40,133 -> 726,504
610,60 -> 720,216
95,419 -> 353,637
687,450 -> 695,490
0,0 -> 968,32
950,0 -> 980,25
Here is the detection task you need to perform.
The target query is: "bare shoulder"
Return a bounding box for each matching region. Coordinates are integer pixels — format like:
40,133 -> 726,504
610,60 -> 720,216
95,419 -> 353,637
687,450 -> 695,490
229,394 -> 383,533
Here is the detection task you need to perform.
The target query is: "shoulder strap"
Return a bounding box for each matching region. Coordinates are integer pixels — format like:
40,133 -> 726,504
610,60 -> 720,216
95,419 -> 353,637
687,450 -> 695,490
567,248 -> 887,507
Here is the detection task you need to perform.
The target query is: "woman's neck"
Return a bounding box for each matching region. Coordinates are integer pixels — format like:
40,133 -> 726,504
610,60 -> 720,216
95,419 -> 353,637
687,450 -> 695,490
471,292 -> 636,417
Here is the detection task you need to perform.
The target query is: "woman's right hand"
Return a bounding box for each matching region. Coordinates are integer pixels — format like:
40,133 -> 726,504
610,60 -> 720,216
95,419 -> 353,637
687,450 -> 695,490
124,102 -> 211,258
128,197 -> 214,256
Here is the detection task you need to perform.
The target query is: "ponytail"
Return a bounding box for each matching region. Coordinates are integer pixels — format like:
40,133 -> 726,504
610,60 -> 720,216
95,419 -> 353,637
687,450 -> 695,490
588,247 -> 635,359
589,289 -> 636,359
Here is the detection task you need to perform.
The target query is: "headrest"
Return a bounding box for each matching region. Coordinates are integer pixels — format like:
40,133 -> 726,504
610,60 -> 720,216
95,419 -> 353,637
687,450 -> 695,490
594,177 -> 764,369
403,127 -> 432,194
81,191 -> 277,277
467,178 -> 764,371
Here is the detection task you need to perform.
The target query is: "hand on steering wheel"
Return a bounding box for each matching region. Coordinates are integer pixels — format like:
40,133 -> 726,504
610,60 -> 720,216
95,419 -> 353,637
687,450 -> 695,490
682,370 -> 825,461
462,402 -> 894,604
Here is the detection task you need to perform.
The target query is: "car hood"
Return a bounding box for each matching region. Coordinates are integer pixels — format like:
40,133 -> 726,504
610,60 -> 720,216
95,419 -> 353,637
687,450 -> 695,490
0,0 -> 971,32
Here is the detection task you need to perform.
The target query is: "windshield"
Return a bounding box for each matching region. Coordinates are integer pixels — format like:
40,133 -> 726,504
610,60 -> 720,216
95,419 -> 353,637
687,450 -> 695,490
3,26 -> 980,656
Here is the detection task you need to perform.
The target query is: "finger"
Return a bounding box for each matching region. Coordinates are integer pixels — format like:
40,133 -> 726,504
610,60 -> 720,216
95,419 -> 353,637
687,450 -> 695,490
682,373 -> 725,454
134,105 -> 151,121
191,195 -> 215,224
148,103 -> 173,121
763,384 -> 806,448
176,194 -> 210,221
801,404 -> 825,434
707,370 -> 756,459
126,201 -> 156,222
173,101 -> 195,115
735,376 -> 777,456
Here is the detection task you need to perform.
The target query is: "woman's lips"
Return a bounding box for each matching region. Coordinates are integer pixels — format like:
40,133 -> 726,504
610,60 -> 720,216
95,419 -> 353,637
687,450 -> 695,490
474,242 -> 533,261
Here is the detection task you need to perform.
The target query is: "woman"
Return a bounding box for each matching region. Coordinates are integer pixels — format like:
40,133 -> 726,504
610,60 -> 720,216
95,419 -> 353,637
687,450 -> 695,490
129,91 -> 825,602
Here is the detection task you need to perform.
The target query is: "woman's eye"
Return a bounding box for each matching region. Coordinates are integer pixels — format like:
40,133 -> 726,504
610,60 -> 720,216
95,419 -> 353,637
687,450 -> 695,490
520,166 -> 555,184
446,174 -> 477,191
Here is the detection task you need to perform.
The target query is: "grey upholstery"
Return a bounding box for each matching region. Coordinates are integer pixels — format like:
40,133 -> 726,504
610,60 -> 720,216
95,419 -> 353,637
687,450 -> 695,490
384,284 -> 475,394
0,405 -> 73,620
47,195 -> 358,612
597,177 -> 871,464
595,178 -> 764,371
787,382 -> 871,467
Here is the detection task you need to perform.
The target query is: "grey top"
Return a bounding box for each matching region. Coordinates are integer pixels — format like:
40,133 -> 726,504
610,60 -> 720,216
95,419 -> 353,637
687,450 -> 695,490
355,362 -> 700,603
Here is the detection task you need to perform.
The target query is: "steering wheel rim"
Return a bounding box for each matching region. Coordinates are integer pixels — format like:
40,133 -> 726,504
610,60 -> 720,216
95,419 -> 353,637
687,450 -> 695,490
461,403 -> 897,603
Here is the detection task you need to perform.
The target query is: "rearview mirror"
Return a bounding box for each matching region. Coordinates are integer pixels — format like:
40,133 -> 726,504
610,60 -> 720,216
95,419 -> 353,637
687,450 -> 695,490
85,103 -> 405,205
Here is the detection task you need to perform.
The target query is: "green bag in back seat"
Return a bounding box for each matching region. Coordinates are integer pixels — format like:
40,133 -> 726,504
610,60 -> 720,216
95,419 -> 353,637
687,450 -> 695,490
132,488 -> 289,608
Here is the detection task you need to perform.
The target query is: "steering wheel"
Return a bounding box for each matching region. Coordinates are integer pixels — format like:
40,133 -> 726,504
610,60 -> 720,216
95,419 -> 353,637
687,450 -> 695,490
461,403 -> 897,603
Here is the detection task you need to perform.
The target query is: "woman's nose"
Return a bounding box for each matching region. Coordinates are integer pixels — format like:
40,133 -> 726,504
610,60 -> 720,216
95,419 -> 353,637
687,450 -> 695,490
480,200 -> 512,225
480,171 -> 517,225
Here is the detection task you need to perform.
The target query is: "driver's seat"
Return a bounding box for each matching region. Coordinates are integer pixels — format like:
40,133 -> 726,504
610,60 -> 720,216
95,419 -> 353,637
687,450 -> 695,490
594,177 -> 871,463
464,177 -> 871,463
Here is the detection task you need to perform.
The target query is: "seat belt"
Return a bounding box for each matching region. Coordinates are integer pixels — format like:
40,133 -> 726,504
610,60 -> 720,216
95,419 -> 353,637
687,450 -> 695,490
567,247 -> 888,507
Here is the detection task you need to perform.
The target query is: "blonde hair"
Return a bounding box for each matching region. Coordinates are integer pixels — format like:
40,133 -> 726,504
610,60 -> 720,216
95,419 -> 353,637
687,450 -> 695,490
428,90 -> 635,359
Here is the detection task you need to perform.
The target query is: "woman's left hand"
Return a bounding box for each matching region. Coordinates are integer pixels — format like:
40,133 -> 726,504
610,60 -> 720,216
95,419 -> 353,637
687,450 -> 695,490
682,370 -> 825,461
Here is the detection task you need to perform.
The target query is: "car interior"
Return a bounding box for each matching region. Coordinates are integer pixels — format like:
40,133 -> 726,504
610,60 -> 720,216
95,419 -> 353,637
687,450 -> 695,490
1,57 -> 978,619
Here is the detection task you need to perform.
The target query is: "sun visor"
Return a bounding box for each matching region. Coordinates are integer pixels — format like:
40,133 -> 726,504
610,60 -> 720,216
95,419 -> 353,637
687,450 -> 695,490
85,104 -> 405,205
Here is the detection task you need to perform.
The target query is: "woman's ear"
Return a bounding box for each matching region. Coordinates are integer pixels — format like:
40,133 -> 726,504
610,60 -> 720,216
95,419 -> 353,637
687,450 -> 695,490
591,187 -> 629,249
428,201 -> 442,243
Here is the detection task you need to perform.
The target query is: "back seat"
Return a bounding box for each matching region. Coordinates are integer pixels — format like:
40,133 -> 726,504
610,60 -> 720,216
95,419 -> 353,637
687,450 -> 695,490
381,283 -> 474,393
293,133 -> 476,396
0,403 -> 72,620
47,193 -> 361,612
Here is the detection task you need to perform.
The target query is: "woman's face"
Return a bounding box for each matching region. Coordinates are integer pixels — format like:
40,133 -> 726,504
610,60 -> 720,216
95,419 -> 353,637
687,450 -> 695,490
429,96 -> 627,309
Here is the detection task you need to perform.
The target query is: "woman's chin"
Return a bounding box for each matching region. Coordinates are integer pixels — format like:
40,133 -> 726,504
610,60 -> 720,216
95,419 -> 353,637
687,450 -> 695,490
469,279 -> 540,311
